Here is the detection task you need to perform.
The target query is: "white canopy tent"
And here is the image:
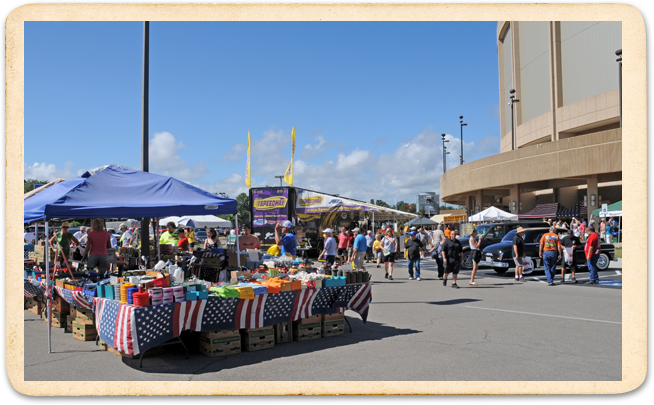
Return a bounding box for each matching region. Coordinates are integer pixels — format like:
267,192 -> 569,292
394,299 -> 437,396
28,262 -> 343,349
468,206 -> 518,222
160,215 -> 231,228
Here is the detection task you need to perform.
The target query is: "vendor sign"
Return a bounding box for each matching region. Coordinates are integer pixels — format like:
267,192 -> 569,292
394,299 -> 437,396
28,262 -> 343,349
296,190 -> 375,214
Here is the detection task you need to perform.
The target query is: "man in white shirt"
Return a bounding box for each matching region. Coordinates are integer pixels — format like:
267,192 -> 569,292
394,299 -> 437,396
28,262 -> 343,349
73,226 -> 87,241
365,230 -> 375,263
24,231 -> 36,244
119,224 -> 134,247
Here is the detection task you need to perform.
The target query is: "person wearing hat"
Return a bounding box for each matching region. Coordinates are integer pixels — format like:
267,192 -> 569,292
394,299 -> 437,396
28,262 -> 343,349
119,223 -> 133,247
275,220 -> 297,259
560,229 -> 581,283
351,228 -> 368,270
319,228 -> 337,266
159,221 -> 179,246
405,231 -> 425,280
512,226 -> 527,282
49,221 -> 81,268
539,226 -> 562,286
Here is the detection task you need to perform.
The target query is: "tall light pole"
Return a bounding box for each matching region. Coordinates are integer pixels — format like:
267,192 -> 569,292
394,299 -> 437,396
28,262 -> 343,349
274,175 -> 284,187
141,21 -> 150,263
616,49 -> 622,128
441,133 -> 450,174
459,115 -> 467,165
509,89 -> 520,150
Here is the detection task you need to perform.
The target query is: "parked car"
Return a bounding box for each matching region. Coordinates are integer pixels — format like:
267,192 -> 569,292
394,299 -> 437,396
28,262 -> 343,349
458,221 -> 549,270
480,227 -> 617,274
194,230 -> 208,246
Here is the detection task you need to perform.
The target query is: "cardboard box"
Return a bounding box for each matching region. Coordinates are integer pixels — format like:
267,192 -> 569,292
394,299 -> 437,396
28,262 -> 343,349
230,271 -> 251,280
228,253 -> 249,268
274,321 -> 293,344
241,327 -> 275,352
199,329 -> 240,339
322,312 -> 345,321
108,344 -> 165,358
321,319 -> 345,338
198,335 -> 241,357
72,322 -> 97,341
202,257 -> 223,267
295,314 -> 321,325
293,322 -> 321,342
53,295 -> 70,314
50,311 -> 66,328
278,281 -> 292,292
69,306 -> 77,319
76,308 -> 94,325
98,338 -> 108,351
65,315 -> 74,333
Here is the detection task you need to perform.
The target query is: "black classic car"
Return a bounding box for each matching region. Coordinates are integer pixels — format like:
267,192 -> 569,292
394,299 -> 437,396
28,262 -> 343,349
479,227 -> 617,274
458,221 -> 548,270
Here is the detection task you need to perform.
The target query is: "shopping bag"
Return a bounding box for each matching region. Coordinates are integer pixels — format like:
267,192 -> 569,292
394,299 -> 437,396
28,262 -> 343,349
563,247 -> 574,265
522,256 -> 533,275
267,245 -> 281,256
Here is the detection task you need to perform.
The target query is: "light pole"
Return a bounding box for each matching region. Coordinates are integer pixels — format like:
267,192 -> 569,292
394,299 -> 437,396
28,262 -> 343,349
616,49 -> 622,128
274,175 -> 284,187
459,115 -> 467,165
141,21 -> 150,263
509,89 -> 520,150
441,133 -> 450,174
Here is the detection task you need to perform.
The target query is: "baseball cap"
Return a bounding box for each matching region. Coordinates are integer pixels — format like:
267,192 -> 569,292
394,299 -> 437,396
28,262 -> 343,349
322,228 -> 333,234
353,227 -> 361,233
282,220 -> 293,228
410,226 -> 417,230
409,231 -> 417,236
119,223 -> 128,229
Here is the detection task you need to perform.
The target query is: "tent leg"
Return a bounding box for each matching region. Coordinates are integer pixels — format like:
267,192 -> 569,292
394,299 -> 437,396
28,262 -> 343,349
235,214 -> 240,268
45,220 -> 52,354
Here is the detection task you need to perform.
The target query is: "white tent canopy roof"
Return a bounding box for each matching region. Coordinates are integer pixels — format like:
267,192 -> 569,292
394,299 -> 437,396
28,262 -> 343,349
468,206 -> 518,222
159,215 -> 232,228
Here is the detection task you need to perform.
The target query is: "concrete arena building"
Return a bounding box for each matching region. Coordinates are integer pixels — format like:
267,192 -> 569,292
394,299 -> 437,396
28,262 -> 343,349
440,21 -> 622,221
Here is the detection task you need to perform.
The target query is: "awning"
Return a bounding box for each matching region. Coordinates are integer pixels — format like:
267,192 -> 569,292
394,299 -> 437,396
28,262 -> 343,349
591,201 -> 622,217
518,203 -> 561,219
468,206 -> 517,222
557,201 -> 588,218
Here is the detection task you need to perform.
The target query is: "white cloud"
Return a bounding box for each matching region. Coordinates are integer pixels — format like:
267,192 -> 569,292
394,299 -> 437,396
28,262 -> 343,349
24,161 -> 76,180
220,143 -> 246,163
149,131 -> 208,181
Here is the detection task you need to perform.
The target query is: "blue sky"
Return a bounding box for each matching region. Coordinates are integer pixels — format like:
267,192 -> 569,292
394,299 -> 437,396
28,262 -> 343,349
25,21 -> 501,204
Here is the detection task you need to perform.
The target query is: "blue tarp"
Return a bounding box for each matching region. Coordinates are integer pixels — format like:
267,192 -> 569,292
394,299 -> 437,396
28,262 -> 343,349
24,165 -> 237,222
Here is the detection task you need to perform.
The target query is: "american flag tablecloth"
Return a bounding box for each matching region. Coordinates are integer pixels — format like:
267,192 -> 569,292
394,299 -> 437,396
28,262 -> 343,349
24,278 -> 46,298
54,286 -> 94,310
94,283 -> 372,356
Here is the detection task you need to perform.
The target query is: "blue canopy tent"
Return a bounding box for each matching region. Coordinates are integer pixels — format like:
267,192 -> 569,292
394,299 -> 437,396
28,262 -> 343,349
24,165 -> 238,353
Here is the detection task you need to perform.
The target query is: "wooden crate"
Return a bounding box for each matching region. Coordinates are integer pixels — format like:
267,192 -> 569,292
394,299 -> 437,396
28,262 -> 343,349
199,329 -> 240,339
72,322 -> 97,341
274,321 -> 293,344
198,335 -> 241,357
293,322 -> 321,342
75,308 -> 94,325
321,319 -> 345,338
241,327 -> 275,352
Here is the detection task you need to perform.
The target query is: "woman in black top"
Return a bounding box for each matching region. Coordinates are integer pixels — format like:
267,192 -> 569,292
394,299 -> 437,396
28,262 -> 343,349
204,228 -> 221,249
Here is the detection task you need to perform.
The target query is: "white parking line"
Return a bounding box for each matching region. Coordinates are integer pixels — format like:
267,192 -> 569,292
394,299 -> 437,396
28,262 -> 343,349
463,306 -> 622,325
531,277 -> 546,283
615,270 -> 622,275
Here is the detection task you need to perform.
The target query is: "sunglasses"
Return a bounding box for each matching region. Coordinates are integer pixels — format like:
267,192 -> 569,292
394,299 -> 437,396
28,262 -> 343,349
62,226 -> 69,229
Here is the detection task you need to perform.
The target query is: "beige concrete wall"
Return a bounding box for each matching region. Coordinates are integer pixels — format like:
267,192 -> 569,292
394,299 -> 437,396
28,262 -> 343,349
440,128 -> 622,202
515,110 -> 553,148
557,89 -> 620,134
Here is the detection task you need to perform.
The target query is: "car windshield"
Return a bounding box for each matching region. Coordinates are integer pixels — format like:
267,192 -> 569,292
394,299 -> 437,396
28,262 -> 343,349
472,225 -> 492,238
502,229 -> 517,242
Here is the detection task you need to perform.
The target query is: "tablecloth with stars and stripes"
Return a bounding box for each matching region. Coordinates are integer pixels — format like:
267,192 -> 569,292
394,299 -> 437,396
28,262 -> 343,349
24,278 -> 94,310
94,283 -> 372,356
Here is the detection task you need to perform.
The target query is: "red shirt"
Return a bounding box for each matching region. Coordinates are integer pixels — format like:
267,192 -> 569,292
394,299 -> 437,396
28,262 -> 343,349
338,233 -> 349,248
87,230 -> 110,256
348,235 -> 354,248
584,232 -> 600,258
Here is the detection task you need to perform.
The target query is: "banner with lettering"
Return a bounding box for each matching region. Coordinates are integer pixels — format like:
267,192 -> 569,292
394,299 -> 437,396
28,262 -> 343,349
251,188 -> 290,246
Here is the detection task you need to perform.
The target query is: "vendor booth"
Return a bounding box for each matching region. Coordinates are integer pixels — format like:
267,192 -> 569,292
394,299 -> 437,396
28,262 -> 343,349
24,165 -> 373,361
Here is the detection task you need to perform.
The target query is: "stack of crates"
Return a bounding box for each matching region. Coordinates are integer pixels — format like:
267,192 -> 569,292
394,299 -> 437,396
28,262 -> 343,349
241,326 -> 275,352
72,307 -> 97,341
321,312 -> 345,338
292,314 -> 322,342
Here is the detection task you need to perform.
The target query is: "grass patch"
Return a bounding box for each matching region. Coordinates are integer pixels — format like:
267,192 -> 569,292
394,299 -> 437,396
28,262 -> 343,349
614,248 -> 622,259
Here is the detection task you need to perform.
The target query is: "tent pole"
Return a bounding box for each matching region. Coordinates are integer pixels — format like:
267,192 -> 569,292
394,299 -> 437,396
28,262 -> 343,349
235,214 -> 240,268
45,220 -> 52,353
156,218 -> 160,263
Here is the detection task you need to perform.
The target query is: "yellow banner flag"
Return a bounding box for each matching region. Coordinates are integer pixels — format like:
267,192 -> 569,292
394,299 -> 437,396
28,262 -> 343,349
284,126 -> 295,186
245,131 -> 251,188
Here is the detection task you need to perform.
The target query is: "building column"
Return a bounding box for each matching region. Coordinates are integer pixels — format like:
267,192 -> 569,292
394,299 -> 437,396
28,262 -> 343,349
475,190 -> 483,213
510,184 -> 520,215
553,187 -> 560,205
586,175 -> 598,224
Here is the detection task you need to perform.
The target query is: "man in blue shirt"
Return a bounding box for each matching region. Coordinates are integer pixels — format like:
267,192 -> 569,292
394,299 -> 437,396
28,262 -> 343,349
352,228 -> 368,270
318,228 -> 337,266
275,220 -> 297,259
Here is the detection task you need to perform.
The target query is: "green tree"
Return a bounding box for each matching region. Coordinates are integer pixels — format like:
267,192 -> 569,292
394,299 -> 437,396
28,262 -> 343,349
375,199 -> 390,208
236,193 -> 250,222
24,179 -> 49,193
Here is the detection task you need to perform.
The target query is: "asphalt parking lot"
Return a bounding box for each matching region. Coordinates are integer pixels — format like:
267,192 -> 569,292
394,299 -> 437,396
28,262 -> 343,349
23,258 -> 622,382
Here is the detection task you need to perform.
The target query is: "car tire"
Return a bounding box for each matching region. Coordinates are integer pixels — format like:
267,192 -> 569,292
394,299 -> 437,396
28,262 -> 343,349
596,253 -> 610,270
493,267 -> 508,274
461,250 -> 473,270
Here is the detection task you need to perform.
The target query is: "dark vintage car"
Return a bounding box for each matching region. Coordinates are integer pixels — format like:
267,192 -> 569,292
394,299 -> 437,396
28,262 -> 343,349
479,227 -> 617,274
458,221 -> 549,270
